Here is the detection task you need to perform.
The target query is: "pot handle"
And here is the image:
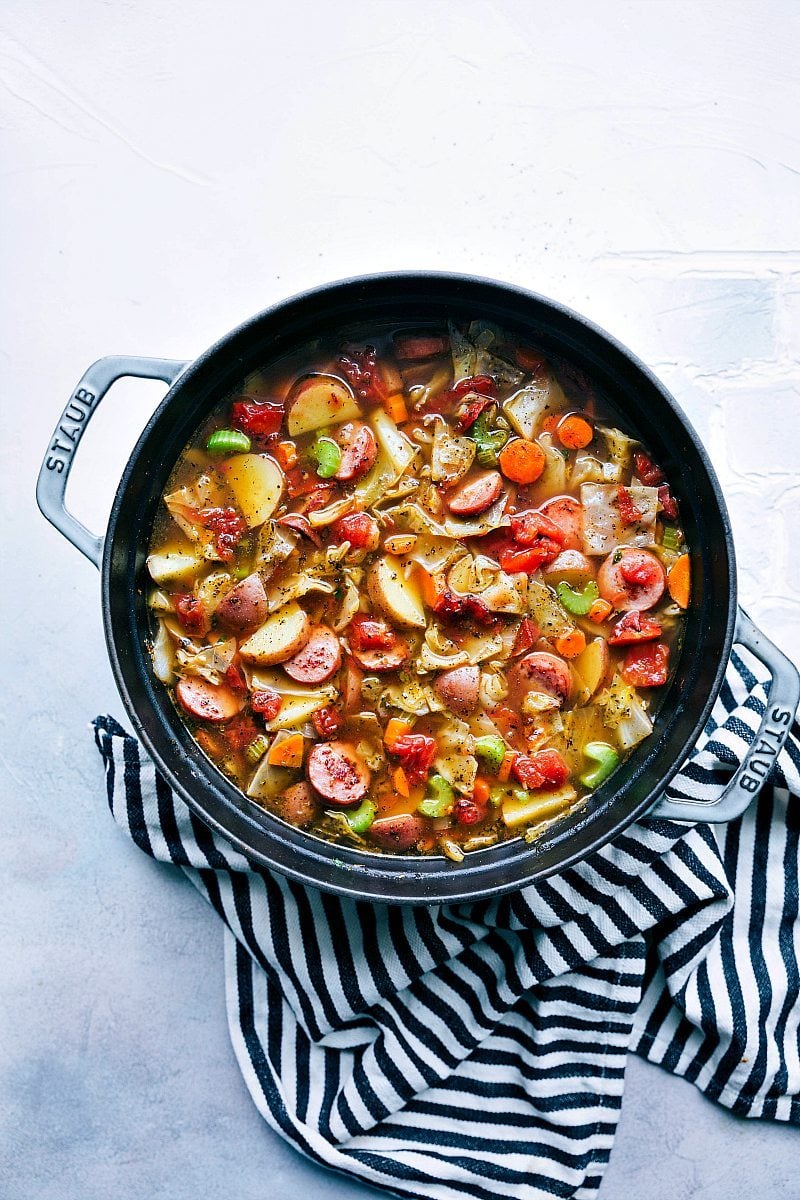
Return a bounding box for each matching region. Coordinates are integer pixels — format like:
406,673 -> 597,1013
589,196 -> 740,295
36,356 -> 188,568
650,607 -> 799,823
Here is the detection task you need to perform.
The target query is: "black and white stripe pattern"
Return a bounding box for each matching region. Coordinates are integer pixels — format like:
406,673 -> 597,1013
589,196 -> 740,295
93,647 -> 800,1200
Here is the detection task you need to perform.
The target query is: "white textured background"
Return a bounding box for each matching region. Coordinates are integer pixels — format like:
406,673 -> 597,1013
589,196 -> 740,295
2,2 -> 799,1197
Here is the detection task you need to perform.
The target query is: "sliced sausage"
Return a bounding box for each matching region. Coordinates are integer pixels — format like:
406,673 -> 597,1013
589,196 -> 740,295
280,782 -> 319,827
215,573 -> 268,631
537,496 -> 583,550
276,513 -> 322,547
336,422 -> 378,482
368,814 -> 426,852
597,548 -> 666,612
176,677 -> 244,723
446,470 -> 503,516
349,633 -> 410,673
508,651 -> 572,707
434,665 -> 480,715
394,332 -> 449,361
341,657 -> 364,711
307,741 -> 371,806
283,624 -> 342,684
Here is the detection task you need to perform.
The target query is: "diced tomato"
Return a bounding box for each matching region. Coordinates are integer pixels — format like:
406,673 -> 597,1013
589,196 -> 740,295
285,467 -> 330,498
456,395 -> 493,431
332,511 -> 380,549
251,688 -> 283,720
389,733 -> 437,784
224,663 -> 249,693
450,375 -> 497,399
499,545 -> 560,574
511,616 -> 540,657
633,451 -> 665,487
432,589 -> 496,626
231,398 -> 284,440
174,594 -> 210,636
197,506 -> 247,561
619,557 -> 656,587
490,705 -> 522,739
223,714 -> 261,751
510,510 -> 564,547
454,796 -> 487,826
616,486 -> 643,527
658,485 -> 679,520
338,346 -> 388,403
622,641 -> 670,687
608,610 -> 662,645
512,748 -> 570,790
349,612 -> 395,650
312,706 -> 343,738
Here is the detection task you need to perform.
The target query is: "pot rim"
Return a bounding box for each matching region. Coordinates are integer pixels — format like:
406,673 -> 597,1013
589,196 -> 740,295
101,271 -> 737,904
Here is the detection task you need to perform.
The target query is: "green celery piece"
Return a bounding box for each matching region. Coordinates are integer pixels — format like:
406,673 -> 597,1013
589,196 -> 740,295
313,436 -> 342,478
557,579 -> 599,616
345,798 -> 376,834
580,741 -> 620,789
474,735 -> 506,774
418,774 -> 455,818
206,428 -> 252,455
661,524 -> 681,551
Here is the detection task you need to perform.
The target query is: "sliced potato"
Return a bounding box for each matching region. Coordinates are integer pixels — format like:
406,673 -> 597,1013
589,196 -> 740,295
146,550 -> 204,586
572,637 -> 610,703
542,550 -> 597,589
286,374 -> 360,437
219,454 -> 284,528
239,601 -> 311,665
502,784 -> 577,829
266,694 -> 330,731
368,554 -> 426,628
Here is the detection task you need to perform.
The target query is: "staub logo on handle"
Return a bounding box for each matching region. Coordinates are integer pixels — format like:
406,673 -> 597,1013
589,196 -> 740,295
46,387 -> 95,472
738,705 -> 792,793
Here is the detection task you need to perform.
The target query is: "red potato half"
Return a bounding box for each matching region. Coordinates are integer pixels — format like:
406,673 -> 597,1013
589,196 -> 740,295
434,665 -> 480,715
307,741 -> 371,805
597,548 -> 666,611
215,573 -> 269,631
349,634 -> 410,673
508,651 -> 572,707
239,601 -> 311,665
286,374 -> 361,438
541,549 -> 596,589
446,470 -> 503,516
283,625 -> 342,684
280,782 -> 319,827
368,814 -> 426,851
176,677 -> 244,723
537,496 -> 583,550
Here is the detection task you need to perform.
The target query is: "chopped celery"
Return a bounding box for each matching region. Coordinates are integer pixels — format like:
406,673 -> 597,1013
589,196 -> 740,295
474,735 -> 507,774
580,742 -> 620,788
418,774 -> 455,817
345,798 -> 376,834
206,428 -> 251,455
661,524 -> 681,552
244,733 -> 271,765
469,413 -> 508,468
313,436 -> 342,478
556,579 -> 599,616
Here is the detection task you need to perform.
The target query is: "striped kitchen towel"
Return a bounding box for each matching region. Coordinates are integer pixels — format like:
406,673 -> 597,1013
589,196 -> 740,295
92,645 -> 800,1200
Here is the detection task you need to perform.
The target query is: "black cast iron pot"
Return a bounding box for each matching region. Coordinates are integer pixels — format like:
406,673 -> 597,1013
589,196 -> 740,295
37,273 -> 799,904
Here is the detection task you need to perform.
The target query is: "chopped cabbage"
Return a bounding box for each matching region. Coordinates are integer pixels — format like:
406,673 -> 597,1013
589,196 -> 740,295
151,619 -> 177,684
265,572 -> 336,612
527,579 -> 574,638
430,417 -> 475,483
580,483 -> 658,555
503,377 -> 568,440
598,426 -> 638,472
570,454 -> 623,487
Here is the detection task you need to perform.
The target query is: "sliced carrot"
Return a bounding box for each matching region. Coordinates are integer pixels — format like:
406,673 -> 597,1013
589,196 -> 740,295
393,765 -> 410,797
668,553 -> 691,609
415,565 -> 446,608
266,732 -> 304,769
498,438 -> 546,485
557,414 -> 593,450
497,751 -> 517,783
555,628 -> 587,659
384,717 -> 413,751
384,393 -> 408,424
473,778 -> 491,805
588,598 -> 613,624
275,440 -> 298,470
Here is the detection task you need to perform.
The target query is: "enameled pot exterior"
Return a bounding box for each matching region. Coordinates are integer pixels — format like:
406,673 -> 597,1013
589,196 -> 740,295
37,273 -> 800,903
